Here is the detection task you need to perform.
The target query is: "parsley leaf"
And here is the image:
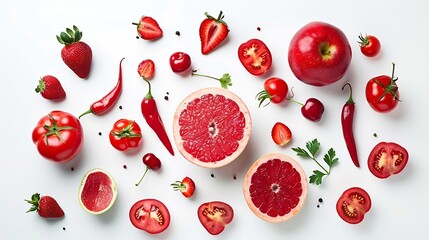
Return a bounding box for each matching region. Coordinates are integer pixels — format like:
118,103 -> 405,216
309,170 -> 326,185
291,147 -> 312,159
293,138 -> 339,186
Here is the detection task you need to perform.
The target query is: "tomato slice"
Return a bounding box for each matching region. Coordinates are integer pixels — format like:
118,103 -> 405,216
336,187 -> 371,224
368,142 -> 409,179
129,199 -> 170,234
197,201 -> 234,235
238,39 -> 272,76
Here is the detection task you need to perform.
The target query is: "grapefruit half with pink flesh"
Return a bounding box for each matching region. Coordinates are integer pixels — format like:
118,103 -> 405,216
243,153 -> 307,222
173,87 -> 252,168
78,168 -> 118,214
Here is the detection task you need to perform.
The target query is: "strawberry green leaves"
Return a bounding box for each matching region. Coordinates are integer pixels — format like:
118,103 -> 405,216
292,138 -> 339,185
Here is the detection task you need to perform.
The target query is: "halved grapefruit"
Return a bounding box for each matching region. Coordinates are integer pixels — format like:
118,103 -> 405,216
173,87 -> 252,168
243,153 -> 307,222
78,168 -> 117,215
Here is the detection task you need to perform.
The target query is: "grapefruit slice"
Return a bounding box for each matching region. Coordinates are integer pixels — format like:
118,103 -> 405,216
78,168 -> 117,214
173,87 -> 252,168
243,153 -> 307,222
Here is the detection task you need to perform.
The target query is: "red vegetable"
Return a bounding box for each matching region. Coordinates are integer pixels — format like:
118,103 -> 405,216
341,83 -> 359,167
336,187 -> 371,224
79,58 -> 124,118
32,111 -> 83,163
141,80 -> 174,156
109,119 -> 142,152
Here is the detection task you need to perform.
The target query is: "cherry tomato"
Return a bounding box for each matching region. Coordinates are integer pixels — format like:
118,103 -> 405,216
109,119 -> 142,151
365,63 -> 400,113
336,187 -> 371,224
368,142 -> 409,179
197,201 -> 234,235
301,98 -> 324,122
256,77 -> 288,107
32,110 -> 83,163
169,52 -> 191,73
238,38 -> 272,76
129,199 -> 170,234
358,34 -> 381,57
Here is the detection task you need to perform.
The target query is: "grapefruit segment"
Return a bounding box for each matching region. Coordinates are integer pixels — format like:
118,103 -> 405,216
243,153 -> 307,222
78,168 -> 117,214
173,87 -> 251,168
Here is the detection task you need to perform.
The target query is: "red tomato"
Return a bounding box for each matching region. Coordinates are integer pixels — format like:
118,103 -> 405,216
129,199 -> 170,234
169,52 -> 191,73
109,119 -> 142,151
32,110 -> 83,163
256,77 -> 288,107
358,34 -> 381,57
368,142 -> 409,179
238,39 -> 272,76
336,187 -> 371,224
197,201 -> 234,235
365,63 -> 400,113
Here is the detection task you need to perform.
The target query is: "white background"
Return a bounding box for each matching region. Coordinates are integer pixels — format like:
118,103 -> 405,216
1,0 -> 427,239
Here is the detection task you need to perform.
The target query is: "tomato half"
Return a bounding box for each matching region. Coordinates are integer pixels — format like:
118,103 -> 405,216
197,201 -> 234,235
129,199 -> 170,234
238,39 -> 272,76
365,63 -> 400,113
336,187 -> 371,224
32,110 -> 83,163
368,142 -> 409,179
109,119 -> 142,151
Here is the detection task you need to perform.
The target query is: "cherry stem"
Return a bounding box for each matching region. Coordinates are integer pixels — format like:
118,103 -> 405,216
135,166 -> 149,186
286,88 -> 304,106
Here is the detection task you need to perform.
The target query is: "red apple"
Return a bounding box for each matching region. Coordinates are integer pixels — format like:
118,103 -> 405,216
288,21 -> 352,86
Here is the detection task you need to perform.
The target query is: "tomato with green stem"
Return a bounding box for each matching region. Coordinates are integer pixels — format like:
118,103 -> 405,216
358,34 -> 381,57
32,110 -> 83,163
109,119 -> 142,151
365,63 -> 400,113
256,77 -> 288,107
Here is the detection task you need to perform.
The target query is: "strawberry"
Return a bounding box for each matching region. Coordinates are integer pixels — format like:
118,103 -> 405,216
25,193 -> 65,218
199,11 -> 229,55
57,25 -> 92,79
171,176 -> 196,198
35,75 -> 66,100
137,59 -> 155,80
132,16 -> 163,40
271,122 -> 292,146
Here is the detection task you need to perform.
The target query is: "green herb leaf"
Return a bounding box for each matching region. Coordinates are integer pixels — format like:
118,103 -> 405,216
306,138 -> 320,157
292,147 -> 312,159
323,148 -> 339,167
219,73 -> 232,89
309,170 -> 326,185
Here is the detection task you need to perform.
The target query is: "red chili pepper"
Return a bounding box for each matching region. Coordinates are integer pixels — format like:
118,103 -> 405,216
341,83 -> 359,167
141,80 -> 174,156
79,58 -> 124,118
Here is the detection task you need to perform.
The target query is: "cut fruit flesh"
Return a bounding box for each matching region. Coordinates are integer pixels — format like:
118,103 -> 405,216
243,153 -> 307,222
173,87 -> 252,168
78,168 -> 117,214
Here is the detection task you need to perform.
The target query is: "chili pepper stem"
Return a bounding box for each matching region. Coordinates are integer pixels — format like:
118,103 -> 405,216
78,109 -> 93,119
342,83 -> 355,104
135,167 -> 150,186
143,79 -> 153,99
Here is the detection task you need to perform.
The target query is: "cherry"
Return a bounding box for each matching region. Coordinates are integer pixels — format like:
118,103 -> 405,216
288,90 -> 325,122
301,98 -> 324,122
169,52 -> 191,73
135,153 -> 161,186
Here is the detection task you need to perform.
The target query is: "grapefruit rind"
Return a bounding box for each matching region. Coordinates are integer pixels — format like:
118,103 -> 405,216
243,153 -> 307,223
78,168 -> 118,215
173,87 -> 252,168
